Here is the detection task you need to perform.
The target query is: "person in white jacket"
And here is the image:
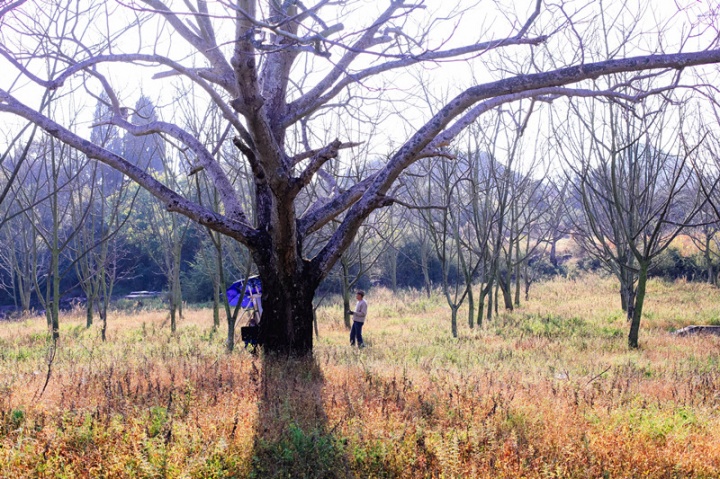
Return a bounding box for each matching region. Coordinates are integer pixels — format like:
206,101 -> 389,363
349,290 -> 367,348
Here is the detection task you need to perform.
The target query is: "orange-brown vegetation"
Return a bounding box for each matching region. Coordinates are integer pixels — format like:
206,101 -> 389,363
1,275 -> 719,478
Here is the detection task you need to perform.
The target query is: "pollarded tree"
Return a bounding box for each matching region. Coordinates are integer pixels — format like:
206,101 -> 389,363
2,0 -> 720,354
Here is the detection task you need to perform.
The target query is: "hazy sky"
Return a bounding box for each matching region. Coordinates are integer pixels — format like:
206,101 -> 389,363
1,0 -> 718,173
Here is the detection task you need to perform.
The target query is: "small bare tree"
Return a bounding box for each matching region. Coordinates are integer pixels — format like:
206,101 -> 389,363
559,96 -> 704,348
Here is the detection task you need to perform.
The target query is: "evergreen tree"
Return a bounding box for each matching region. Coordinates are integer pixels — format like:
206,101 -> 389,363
123,96 -> 164,173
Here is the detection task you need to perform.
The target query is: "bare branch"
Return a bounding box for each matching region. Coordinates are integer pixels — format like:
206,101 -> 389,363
0,91 -> 258,246
308,48 -> 720,278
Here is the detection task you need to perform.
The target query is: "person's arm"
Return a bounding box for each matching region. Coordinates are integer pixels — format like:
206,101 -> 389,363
354,301 -> 367,320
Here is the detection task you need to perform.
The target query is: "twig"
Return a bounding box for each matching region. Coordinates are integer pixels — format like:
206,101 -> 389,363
584,366 -> 611,387
33,339 -> 57,401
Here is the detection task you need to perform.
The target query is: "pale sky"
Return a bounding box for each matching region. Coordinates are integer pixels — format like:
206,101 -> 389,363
1,0 -> 719,175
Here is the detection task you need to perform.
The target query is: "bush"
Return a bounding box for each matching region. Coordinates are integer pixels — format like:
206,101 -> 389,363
649,247 -> 704,281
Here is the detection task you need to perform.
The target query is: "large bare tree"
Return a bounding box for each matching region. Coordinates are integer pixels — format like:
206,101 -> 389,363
1,0 -> 720,354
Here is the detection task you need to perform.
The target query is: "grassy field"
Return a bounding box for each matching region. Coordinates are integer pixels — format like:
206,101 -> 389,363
1,275 -> 719,478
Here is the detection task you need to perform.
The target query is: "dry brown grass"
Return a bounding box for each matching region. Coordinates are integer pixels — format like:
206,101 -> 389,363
1,276 -> 720,478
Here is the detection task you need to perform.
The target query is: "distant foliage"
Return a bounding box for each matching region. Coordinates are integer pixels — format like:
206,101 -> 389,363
648,247 -> 705,282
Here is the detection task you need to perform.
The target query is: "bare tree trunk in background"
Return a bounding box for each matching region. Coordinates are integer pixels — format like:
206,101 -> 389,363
421,238 -> 432,298
514,247 -> 521,308
499,273 -> 514,312
341,256 -> 352,329
628,261 -> 649,348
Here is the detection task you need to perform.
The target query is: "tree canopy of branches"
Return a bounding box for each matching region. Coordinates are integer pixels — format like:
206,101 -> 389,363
2,0 -> 720,355
558,97 -> 705,348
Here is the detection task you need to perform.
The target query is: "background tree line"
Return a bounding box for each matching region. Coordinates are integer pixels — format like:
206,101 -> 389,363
2,91 -> 720,349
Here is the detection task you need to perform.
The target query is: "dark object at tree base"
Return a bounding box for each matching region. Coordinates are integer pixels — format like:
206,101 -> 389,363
241,326 -> 259,354
242,326 -> 259,344
672,325 -> 720,336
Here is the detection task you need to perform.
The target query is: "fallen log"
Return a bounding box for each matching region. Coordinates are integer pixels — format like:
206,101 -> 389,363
672,325 -> 720,337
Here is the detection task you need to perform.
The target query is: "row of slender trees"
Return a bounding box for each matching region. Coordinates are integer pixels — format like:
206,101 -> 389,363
3,87 -> 720,352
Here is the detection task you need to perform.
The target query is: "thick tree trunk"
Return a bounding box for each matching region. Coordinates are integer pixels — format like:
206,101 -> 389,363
226,312 -> 236,352
258,271 -> 317,356
170,306 -> 177,333
86,301 -> 94,329
250,222 -> 320,355
100,307 -> 107,342
450,305 -> 458,338
19,277 -> 31,314
619,267 -> 634,314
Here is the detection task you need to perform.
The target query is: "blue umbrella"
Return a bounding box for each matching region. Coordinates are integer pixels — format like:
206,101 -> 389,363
226,276 -> 262,308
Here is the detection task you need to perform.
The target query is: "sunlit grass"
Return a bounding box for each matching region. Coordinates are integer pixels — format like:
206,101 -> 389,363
1,275 -> 719,477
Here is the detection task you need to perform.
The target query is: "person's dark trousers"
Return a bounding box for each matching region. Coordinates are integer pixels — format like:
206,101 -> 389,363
350,321 -> 364,347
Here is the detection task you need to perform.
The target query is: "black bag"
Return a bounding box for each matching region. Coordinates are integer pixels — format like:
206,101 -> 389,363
241,325 -> 259,343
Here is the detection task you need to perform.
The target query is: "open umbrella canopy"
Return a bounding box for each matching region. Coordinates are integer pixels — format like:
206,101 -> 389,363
226,276 -> 262,308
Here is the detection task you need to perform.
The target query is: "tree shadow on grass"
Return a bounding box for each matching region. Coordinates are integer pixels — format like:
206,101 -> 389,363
250,354 -> 354,479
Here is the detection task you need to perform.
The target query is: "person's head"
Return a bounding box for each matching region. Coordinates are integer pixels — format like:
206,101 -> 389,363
356,290 -> 365,300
